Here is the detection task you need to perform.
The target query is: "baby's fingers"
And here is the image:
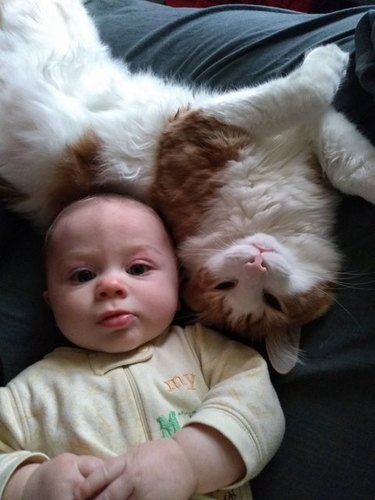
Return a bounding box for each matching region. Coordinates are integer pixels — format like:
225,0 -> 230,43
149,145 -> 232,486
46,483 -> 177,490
77,456 -> 106,479
75,457 -> 128,500
86,472 -> 136,500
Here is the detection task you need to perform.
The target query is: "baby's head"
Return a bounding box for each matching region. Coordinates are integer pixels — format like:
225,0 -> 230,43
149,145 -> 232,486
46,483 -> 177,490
44,194 -> 179,353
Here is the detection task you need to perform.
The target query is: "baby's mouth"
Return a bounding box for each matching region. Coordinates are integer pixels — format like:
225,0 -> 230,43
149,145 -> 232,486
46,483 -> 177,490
98,310 -> 135,328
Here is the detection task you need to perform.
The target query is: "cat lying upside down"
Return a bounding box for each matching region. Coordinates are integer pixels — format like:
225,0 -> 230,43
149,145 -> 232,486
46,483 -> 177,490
152,105 -> 340,373
0,0 -> 374,372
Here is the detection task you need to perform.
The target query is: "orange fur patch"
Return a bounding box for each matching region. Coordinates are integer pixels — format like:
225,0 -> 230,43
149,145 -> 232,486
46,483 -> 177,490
151,109 -> 251,242
46,130 -> 107,219
282,281 -> 336,325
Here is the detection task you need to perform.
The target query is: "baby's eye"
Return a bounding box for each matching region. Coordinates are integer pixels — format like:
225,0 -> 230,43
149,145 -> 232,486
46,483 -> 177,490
71,269 -> 96,283
127,263 -> 150,276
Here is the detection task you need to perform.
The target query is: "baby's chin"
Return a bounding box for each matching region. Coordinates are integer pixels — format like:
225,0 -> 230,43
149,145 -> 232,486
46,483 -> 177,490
65,320 -> 168,353
93,329 -> 158,354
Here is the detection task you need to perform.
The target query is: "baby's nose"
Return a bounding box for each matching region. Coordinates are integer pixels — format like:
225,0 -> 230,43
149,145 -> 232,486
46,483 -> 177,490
95,278 -> 127,300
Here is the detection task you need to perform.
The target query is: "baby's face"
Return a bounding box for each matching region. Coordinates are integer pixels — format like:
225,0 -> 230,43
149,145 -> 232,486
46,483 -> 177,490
45,197 -> 179,353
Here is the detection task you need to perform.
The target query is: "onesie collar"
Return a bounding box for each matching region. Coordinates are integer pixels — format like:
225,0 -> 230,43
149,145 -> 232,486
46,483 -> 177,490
89,344 -> 153,375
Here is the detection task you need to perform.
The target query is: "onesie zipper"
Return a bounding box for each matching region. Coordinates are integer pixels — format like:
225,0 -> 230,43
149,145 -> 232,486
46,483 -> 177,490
125,367 -> 152,441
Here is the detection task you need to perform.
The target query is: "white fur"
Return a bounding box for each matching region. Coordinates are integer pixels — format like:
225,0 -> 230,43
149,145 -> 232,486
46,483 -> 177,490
1,0 -> 372,225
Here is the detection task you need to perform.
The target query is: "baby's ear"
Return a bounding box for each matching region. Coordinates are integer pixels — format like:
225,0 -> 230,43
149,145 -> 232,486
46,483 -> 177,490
43,290 -> 50,307
265,326 -> 301,374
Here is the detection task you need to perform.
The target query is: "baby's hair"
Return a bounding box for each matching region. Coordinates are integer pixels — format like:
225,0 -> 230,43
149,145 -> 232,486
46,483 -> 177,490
44,193 -> 170,259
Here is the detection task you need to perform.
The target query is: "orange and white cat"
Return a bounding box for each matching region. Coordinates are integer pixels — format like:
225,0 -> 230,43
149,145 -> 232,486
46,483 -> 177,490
0,0 -> 374,371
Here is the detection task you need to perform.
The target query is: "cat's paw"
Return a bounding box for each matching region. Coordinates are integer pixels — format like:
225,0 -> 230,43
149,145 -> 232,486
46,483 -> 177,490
295,44 -> 349,108
303,44 -> 349,78
319,109 -> 375,205
333,160 -> 375,205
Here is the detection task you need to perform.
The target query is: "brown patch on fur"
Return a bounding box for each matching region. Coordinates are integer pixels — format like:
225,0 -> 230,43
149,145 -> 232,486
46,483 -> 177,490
184,271 -> 237,331
182,267 -> 214,312
151,109 -> 251,243
282,281 -> 336,325
46,130 -> 106,219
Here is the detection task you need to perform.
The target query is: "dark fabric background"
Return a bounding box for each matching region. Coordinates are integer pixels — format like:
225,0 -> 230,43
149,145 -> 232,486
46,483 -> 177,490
1,1 -> 374,498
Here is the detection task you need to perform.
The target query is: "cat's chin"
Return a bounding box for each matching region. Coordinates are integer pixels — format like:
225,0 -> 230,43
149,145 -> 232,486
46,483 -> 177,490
184,276 -> 335,334
181,230 -> 338,368
183,278 -> 334,374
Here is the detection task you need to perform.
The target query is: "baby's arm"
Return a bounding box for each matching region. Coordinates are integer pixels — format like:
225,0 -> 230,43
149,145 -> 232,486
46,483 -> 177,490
2,462 -> 39,500
76,423 -> 244,500
173,423 -> 245,493
3,453 -> 104,500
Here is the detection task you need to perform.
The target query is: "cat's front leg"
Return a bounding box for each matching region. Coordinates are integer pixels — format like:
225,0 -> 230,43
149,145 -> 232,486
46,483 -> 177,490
315,108 -> 375,205
198,44 -> 349,137
296,44 -> 349,108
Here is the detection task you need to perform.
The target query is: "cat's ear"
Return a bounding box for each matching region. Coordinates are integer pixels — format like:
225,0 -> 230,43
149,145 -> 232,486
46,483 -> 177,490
265,326 -> 301,374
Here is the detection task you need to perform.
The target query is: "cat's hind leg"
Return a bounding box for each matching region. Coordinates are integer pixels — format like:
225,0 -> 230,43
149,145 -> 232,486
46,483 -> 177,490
198,44 -> 349,137
0,0 -> 101,55
316,108 -> 375,205
0,0 -> 112,225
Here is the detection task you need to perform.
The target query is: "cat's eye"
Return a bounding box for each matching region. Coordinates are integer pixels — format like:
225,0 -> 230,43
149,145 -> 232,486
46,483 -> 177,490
215,280 -> 237,291
263,292 -> 283,312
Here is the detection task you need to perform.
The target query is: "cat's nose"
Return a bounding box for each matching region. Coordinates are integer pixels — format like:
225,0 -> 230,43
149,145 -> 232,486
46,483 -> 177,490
244,254 -> 267,283
244,255 -> 266,285
245,254 -> 267,274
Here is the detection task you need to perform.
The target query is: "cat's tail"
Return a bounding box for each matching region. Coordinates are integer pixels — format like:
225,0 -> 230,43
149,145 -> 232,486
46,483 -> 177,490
315,108 -> 375,205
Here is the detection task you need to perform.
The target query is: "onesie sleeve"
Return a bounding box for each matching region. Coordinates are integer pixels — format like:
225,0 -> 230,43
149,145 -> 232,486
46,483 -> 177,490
0,386 -> 48,498
184,323 -> 285,484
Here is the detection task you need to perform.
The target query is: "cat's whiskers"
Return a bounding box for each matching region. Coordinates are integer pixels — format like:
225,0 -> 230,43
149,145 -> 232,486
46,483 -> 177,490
335,269 -> 375,287
306,269 -> 375,290
314,283 -> 361,327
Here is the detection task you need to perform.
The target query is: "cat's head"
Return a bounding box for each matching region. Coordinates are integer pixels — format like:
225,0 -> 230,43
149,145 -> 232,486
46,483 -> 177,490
180,232 -> 340,373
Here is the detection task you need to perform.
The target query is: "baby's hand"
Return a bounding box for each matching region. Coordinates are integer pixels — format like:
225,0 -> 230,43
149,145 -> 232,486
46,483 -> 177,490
14,453 -> 104,500
75,438 -> 197,500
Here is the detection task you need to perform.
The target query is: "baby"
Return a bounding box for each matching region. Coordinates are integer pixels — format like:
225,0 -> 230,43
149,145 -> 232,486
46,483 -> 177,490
0,194 -> 284,500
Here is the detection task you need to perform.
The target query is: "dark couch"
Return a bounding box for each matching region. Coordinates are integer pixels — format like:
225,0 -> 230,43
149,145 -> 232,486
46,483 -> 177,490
1,1 -> 374,498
